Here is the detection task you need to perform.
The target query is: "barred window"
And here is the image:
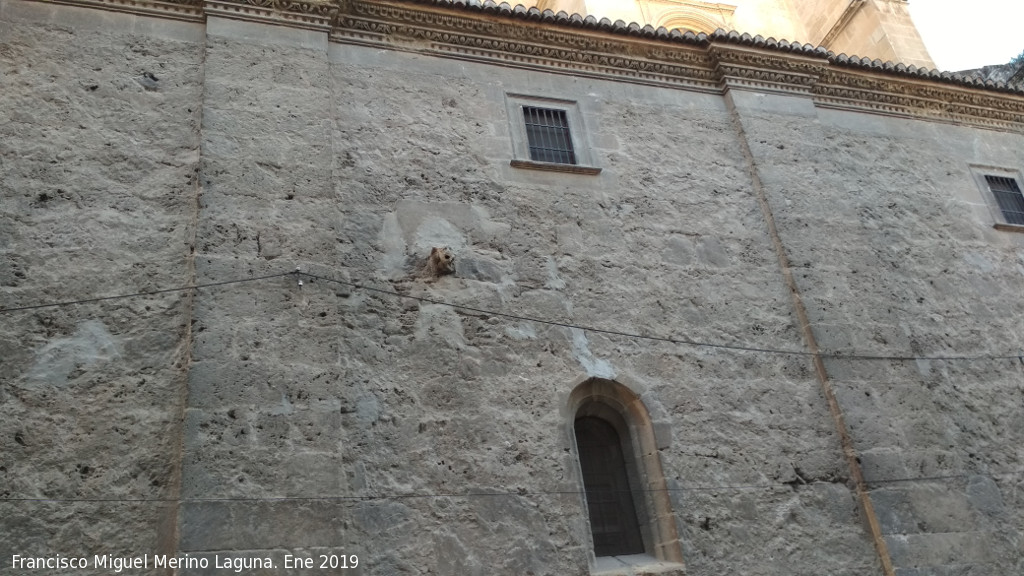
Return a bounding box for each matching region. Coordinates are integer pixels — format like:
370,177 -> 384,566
506,95 -> 599,174
568,378 -> 684,568
522,106 -> 577,165
985,175 -> 1024,226
575,416 -> 644,557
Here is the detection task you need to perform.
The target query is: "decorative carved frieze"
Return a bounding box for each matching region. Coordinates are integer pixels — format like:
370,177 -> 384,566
333,1 -> 720,90
18,0 -> 1024,132
815,69 -> 1024,131
42,0 -> 204,22
710,45 -> 825,95
204,0 -> 337,30
712,45 -> 827,76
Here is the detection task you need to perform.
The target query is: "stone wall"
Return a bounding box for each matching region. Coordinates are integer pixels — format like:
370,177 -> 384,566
174,28 -> 870,573
2,1 -> 1024,575
0,0 -> 204,569
732,90 -> 1024,575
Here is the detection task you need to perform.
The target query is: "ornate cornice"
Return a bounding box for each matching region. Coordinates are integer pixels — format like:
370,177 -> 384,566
204,0 -> 337,30
710,45 -> 825,95
23,0 -> 1024,132
814,69 -> 1024,132
42,0 -> 204,22
332,0 -> 720,91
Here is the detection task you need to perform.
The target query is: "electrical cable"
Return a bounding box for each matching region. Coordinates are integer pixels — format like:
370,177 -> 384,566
299,271 -> 1024,363
1,471 -> 1018,504
2,270 -> 1020,504
0,271 -> 295,313
2,267 -> 1022,362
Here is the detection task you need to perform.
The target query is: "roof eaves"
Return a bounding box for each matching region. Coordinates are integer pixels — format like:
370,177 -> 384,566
398,0 -> 1024,95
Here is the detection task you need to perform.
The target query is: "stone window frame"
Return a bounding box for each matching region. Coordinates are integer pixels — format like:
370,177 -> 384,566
565,377 -> 684,574
505,93 -> 601,175
969,164 -> 1024,232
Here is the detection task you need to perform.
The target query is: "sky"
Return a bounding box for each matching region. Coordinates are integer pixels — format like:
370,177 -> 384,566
908,0 -> 1024,71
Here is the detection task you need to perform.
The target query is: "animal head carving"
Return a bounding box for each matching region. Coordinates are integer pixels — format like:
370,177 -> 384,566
428,246 -> 456,276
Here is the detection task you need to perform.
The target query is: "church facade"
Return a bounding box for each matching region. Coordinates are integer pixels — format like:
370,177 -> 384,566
2,0 -> 1024,575
529,0 -> 935,69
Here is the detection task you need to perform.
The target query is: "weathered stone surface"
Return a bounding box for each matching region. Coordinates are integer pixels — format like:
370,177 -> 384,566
3,0 -> 1024,575
737,91 -> 1024,576
1,0 -> 202,571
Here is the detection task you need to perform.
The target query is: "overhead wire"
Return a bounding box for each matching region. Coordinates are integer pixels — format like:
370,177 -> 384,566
1,268 -> 1021,503
2,267 -> 1023,363
302,270 -> 1024,363
0,271 -> 295,313
3,470 -> 1019,504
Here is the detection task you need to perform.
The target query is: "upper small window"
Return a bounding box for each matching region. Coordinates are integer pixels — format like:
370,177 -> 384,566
970,166 -> 1024,232
985,175 -> 1024,226
523,106 -> 577,165
505,94 -> 600,175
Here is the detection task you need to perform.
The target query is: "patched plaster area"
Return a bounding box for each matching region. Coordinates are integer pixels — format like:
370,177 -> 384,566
570,328 -> 615,379
378,200 -> 516,288
24,320 -> 122,387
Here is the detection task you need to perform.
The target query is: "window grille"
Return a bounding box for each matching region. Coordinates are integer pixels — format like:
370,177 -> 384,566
574,416 -> 644,557
523,106 -> 577,165
986,175 -> 1024,226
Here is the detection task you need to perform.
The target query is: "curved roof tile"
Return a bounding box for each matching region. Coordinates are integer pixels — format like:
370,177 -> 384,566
401,0 -> 1024,93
